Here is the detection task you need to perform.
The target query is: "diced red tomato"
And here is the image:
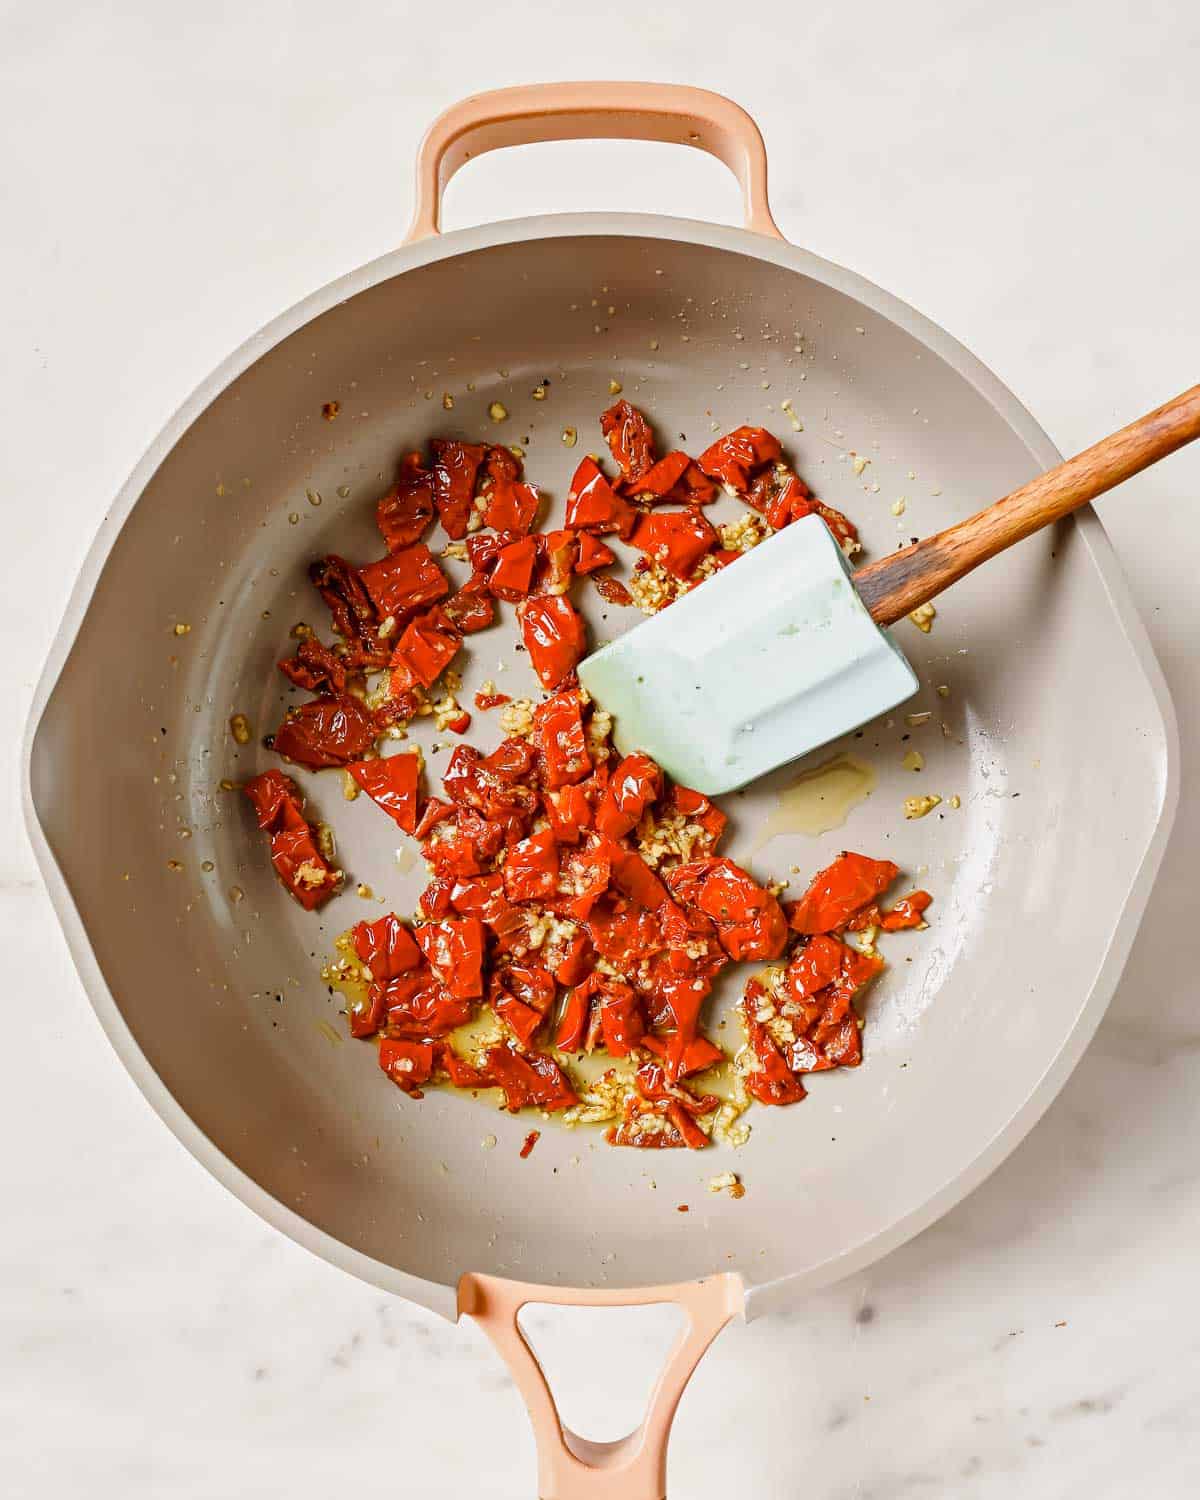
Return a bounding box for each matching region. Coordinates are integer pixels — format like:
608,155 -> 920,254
785,852 -> 900,934
243,770 -> 340,910
389,606 -> 462,694
347,752 -> 420,832
518,595 -> 587,689
272,695 -> 377,769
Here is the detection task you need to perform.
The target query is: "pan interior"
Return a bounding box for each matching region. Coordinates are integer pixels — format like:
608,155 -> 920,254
31,231 -> 1168,1295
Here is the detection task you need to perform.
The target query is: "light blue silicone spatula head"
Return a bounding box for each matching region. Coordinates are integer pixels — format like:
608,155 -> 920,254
578,514 -> 918,795
578,384 -> 1200,795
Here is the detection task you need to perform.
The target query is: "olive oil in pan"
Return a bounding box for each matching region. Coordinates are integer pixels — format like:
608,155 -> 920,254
749,753 -> 876,854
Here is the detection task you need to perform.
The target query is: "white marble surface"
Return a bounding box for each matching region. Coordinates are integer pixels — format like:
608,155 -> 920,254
4,3 -> 1199,1495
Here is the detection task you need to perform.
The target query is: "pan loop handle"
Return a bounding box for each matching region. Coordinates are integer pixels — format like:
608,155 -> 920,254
405,81 -> 784,243
458,1271 -> 743,1500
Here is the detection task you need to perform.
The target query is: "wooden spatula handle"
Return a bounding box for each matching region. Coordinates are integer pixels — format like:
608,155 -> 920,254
853,383 -> 1200,627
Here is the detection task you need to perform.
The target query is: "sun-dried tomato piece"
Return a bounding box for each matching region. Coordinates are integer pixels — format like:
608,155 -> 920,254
414,796 -> 455,840
308,555 -> 389,670
518,595 -> 587,689
552,930 -> 594,989
628,449 -> 690,499
784,852 -> 900,935
430,439 -> 486,539
665,857 -> 787,961
696,426 -> 783,494
377,453 -> 436,552
442,744 -> 538,825
585,896 -> 662,968
740,982 -> 806,1105
656,783 -> 727,856
243,770 -> 339,910
879,890 -> 933,931
483,1044 -> 577,1112
564,456 -> 637,537
382,972 -> 473,1038
597,979 -> 645,1056
606,845 -> 669,912
481,445 -> 523,485
569,534 -> 611,577
277,636 -> 348,695
668,460 -> 718,505
600,399 -> 656,485
532,690 -> 591,790
378,1039 -> 435,1096
591,574 -> 634,606
641,1033 -> 724,1078
537,528 -> 578,596
502,828 -> 560,904
272,694 -> 377,769
785,934 -> 847,1000
359,544 -> 449,622
487,536 -> 539,600
441,575 -> 496,634
351,915 -> 421,985
544,784 -> 592,844
388,606 -> 462,695
483,478 -> 541,534
491,963 -> 556,1047
414,917 -> 485,1000
595,753 -> 663,839
629,508 -> 718,580
554,982 -> 591,1051
347,752 -> 420,832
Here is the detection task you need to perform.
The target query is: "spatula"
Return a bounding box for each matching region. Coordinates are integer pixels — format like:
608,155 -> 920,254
578,384 -> 1200,794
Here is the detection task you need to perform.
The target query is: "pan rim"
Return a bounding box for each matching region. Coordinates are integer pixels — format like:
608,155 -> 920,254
22,211 -> 1180,1319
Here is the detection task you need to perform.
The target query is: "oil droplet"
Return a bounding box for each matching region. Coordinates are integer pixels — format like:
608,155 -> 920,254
750,754 -> 876,852
305,489 -> 322,507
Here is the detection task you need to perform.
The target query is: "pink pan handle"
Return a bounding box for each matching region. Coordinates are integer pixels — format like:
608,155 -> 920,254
458,1271 -> 743,1499
405,81 -> 784,243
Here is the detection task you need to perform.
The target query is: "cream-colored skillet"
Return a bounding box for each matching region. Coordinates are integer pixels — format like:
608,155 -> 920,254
22,83 -> 1179,1498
